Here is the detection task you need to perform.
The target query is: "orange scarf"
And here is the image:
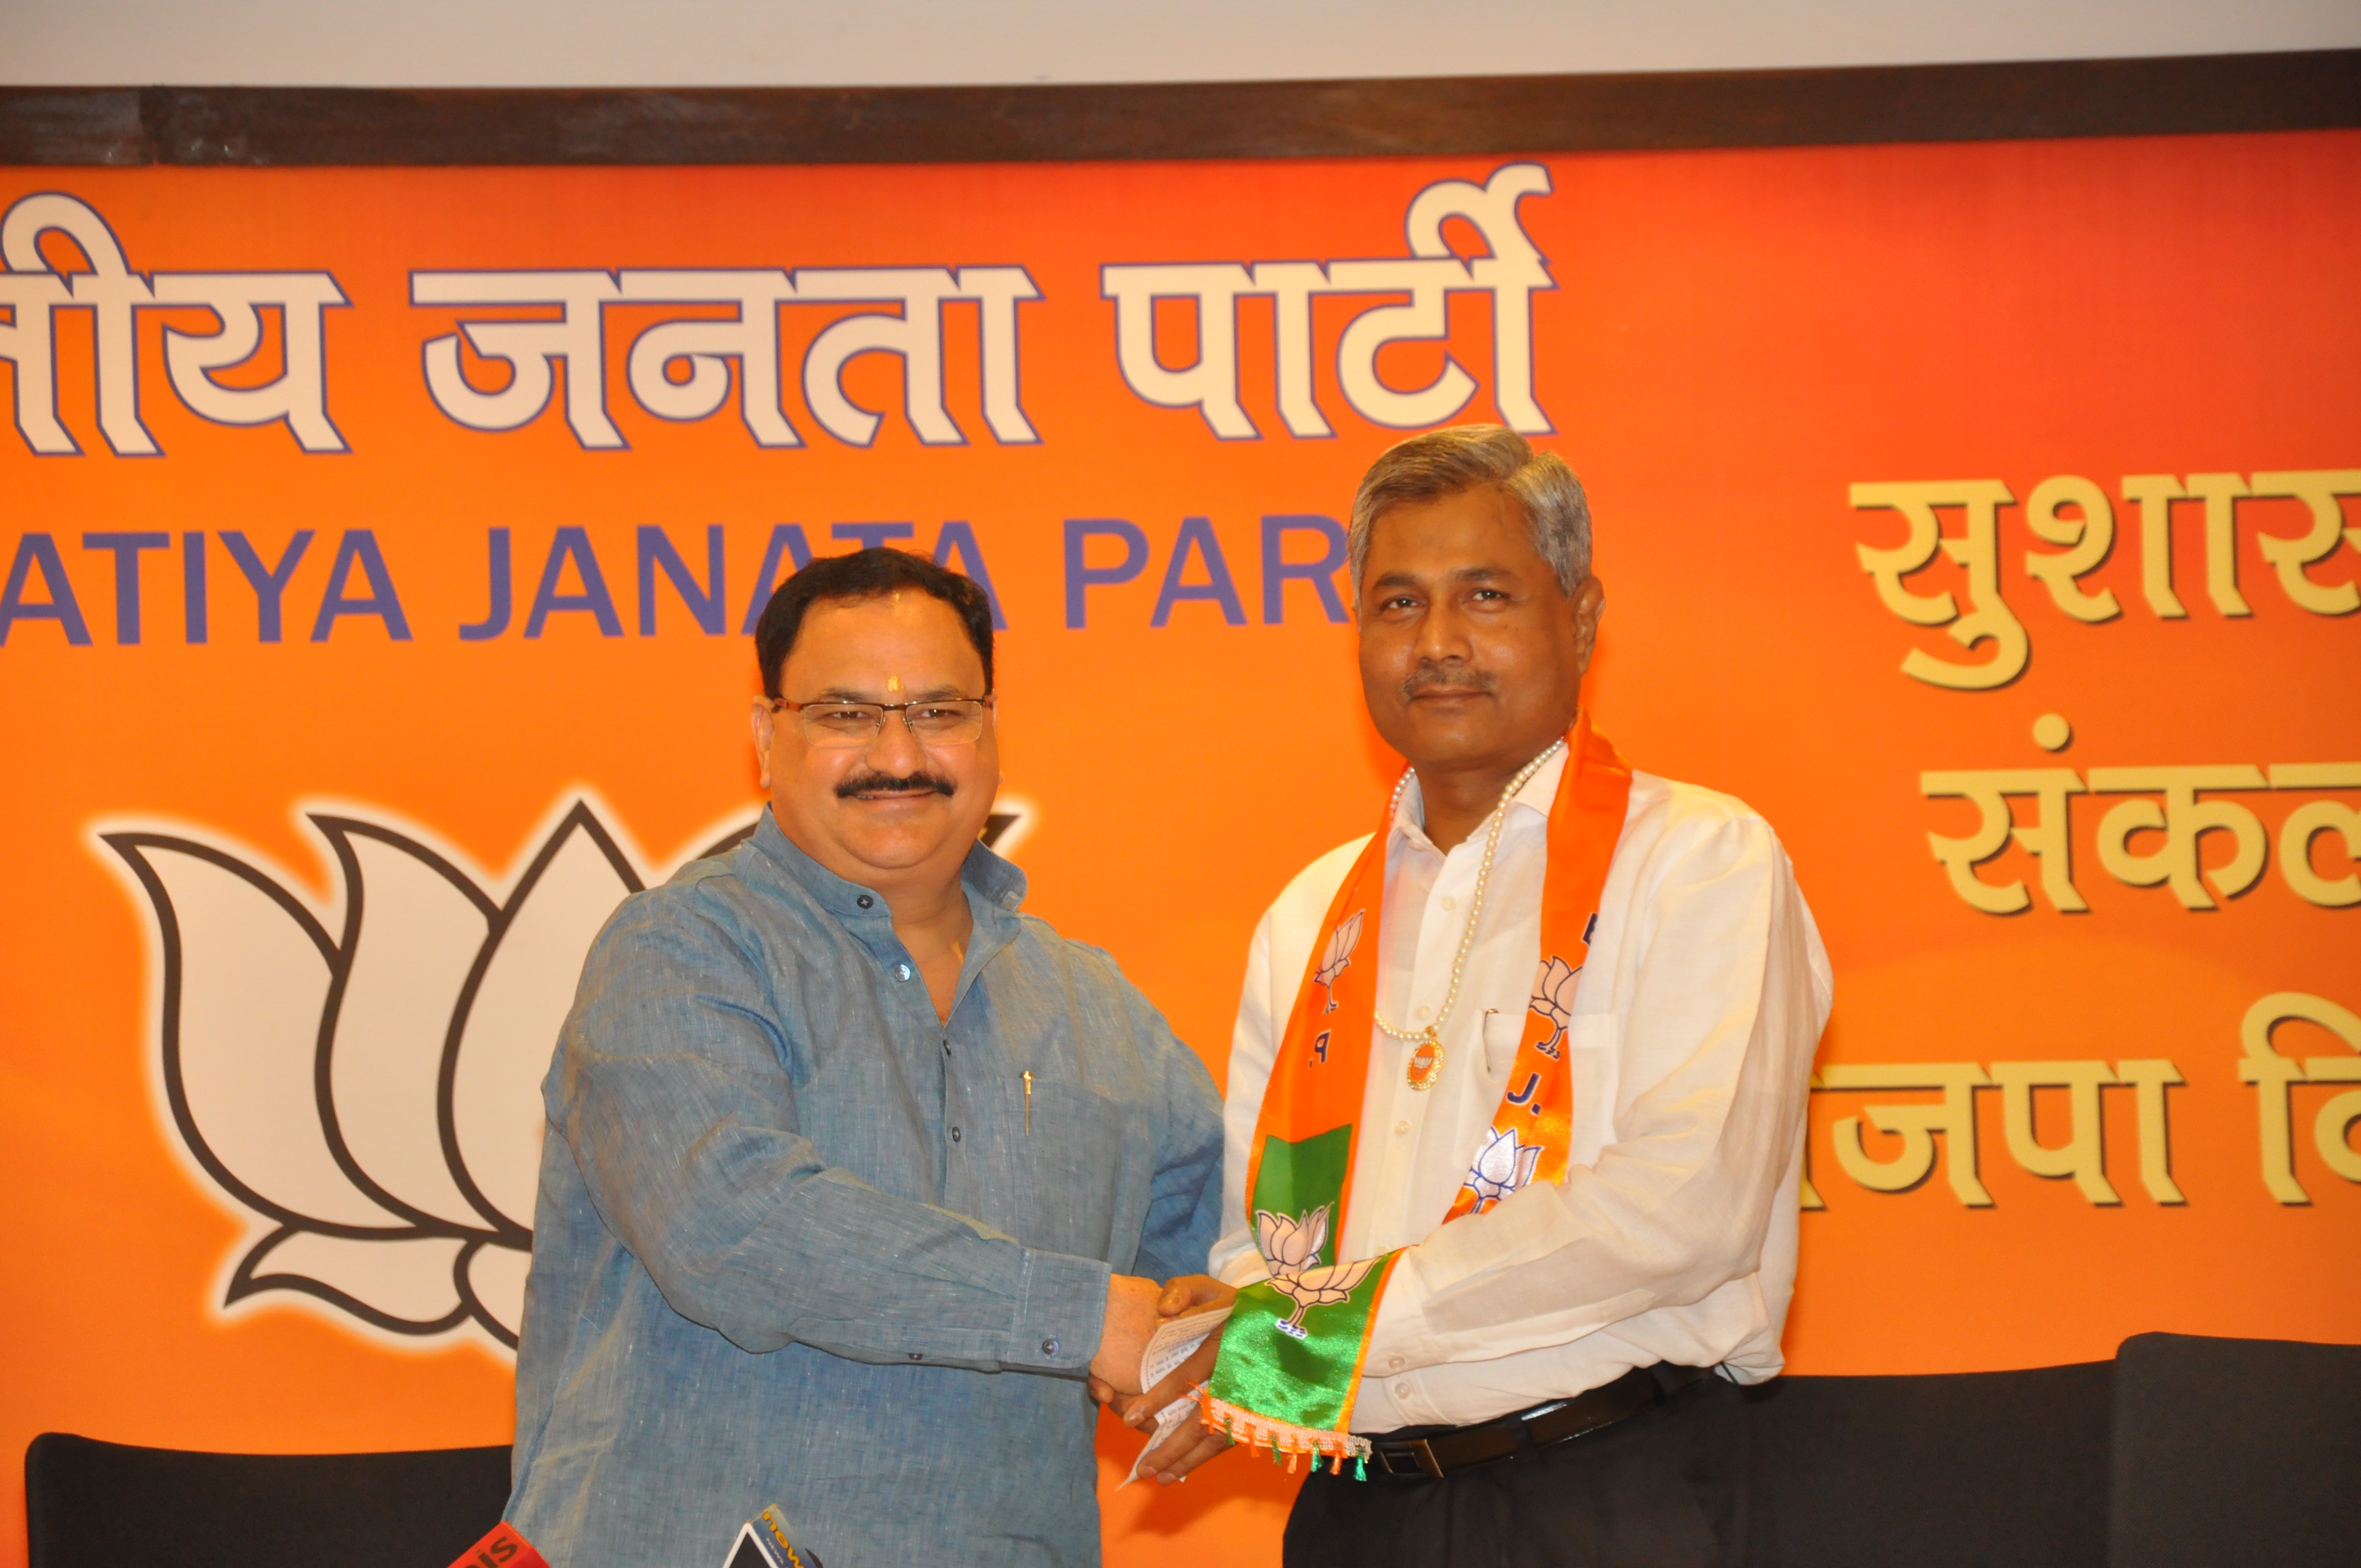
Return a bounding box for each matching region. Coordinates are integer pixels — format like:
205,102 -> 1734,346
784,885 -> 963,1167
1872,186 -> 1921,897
1201,717 -> 1634,1473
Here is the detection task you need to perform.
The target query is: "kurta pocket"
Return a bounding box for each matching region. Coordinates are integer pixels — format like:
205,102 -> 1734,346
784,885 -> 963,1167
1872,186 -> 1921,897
1008,1077 -> 1140,1262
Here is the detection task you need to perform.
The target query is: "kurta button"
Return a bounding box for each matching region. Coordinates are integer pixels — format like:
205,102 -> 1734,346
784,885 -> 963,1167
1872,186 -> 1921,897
909,1352 -> 922,1360
951,1126 -> 962,1142
1042,1337 -> 1059,1356
895,961 -> 913,981
857,894 -> 874,908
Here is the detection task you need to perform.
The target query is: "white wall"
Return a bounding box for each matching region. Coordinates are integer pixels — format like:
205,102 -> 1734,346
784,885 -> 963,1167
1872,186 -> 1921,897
6,0 -> 2358,88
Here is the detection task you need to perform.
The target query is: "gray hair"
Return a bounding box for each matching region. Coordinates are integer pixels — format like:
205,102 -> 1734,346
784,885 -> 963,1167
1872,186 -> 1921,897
1346,425 -> 1592,598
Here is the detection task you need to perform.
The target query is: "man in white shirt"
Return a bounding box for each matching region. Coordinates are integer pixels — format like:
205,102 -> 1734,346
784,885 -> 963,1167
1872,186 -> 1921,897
1119,425 -> 1830,1567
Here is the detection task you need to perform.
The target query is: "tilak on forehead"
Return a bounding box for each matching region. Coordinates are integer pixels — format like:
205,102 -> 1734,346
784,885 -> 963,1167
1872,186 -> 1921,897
1192,715 -> 1632,1478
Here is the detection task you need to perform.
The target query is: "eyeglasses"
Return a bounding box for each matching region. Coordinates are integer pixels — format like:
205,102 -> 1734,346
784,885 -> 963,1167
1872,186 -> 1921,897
770,695 -> 994,748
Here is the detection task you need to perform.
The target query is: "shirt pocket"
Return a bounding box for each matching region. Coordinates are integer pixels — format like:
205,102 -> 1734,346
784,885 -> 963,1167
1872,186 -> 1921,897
1479,1008 -> 1526,1082
1561,1014 -> 1622,1170
1011,1076 -> 1141,1266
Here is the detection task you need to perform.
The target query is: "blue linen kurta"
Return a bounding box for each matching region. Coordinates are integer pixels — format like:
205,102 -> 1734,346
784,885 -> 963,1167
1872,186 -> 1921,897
507,812 -> 1224,1568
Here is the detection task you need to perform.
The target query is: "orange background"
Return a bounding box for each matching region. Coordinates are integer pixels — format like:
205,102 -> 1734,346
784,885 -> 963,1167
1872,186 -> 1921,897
3,133 -> 2358,1566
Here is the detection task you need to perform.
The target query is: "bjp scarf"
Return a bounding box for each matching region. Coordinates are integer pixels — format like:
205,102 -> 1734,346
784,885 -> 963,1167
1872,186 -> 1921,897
1196,717 -> 1632,1476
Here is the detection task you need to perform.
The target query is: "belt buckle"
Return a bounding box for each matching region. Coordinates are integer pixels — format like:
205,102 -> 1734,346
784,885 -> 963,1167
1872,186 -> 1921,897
1405,1437 -> 1444,1479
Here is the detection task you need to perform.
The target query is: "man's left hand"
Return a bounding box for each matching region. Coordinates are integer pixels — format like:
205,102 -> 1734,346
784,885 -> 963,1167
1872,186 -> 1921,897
1126,1398 -> 1238,1485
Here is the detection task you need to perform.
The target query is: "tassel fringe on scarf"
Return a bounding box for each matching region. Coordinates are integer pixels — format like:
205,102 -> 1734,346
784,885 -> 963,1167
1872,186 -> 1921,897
1193,1388 -> 1374,1480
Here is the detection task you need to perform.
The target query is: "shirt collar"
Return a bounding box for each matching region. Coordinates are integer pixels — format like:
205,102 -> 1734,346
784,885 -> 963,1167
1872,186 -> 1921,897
746,807 -> 1029,921
1391,741 -> 1570,856
961,839 -> 1030,913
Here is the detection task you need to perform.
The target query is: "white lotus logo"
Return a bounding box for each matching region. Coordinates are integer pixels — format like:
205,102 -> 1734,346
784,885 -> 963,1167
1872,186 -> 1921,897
97,798 -> 665,1353
1462,1124 -> 1543,1214
1255,1202 -> 1332,1280
1314,910 -> 1364,1014
1254,1203 -> 1377,1338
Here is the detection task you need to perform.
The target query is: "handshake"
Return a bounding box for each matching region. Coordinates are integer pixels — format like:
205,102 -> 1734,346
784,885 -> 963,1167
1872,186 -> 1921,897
1087,1273 -> 1241,1486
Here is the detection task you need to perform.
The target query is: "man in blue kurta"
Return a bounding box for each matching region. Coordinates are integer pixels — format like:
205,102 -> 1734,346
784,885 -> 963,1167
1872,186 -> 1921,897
507,548 -> 1225,1567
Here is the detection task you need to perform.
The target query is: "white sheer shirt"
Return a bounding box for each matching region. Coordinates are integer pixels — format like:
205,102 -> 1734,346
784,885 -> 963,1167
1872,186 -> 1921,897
1209,749 -> 1832,1431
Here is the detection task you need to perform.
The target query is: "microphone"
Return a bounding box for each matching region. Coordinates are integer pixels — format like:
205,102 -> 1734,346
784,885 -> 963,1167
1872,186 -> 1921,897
723,1504 -> 825,1568
446,1522 -> 553,1568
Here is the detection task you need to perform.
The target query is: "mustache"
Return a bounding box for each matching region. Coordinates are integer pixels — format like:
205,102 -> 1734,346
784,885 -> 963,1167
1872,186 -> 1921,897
1400,662 -> 1497,700
835,769 -> 959,799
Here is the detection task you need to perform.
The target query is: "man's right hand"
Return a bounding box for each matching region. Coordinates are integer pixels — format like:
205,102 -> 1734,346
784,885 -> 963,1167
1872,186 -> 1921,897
1087,1273 -> 1161,1395
1118,1274 -> 1237,1416
1111,1274 -> 1241,1484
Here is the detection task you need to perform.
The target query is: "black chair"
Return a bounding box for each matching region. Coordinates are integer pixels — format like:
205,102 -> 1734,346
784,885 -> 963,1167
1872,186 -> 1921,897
24,1434 -> 511,1568
1748,1362 -> 2113,1567
2108,1332 -> 2361,1568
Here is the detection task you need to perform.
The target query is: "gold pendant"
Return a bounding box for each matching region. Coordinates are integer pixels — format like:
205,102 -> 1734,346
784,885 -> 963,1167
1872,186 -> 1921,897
1406,1030 -> 1444,1091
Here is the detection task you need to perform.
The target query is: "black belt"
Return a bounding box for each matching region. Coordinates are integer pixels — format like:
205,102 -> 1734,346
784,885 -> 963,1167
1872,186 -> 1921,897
1366,1363 -> 1718,1480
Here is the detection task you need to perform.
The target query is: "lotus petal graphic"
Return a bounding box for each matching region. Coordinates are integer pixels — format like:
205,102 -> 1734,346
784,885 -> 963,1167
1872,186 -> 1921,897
1315,910 -> 1364,1014
1529,954 -> 1582,1056
98,800 -> 651,1351
1255,1202 -> 1331,1281
1463,1125 -> 1544,1214
1266,1258 -> 1379,1330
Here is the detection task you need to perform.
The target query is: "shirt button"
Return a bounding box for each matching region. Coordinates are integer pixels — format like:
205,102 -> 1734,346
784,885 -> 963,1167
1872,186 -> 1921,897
1414,1005 -> 1432,1021
951,1126 -> 962,1142
1393,1120 -> 1410,1135
895,961 -> 913,981
909,1352 -> 923,1361
857,894 -> 874,909
1393,1380 -> 1411,1398
1388,1355 -> 1405,1371
1440,895 -> 1456,912
1042,1337 -> 1060,1357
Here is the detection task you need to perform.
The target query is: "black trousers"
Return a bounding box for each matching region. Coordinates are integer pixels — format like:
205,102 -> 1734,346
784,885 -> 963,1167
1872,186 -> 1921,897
1283,1375 -> 1771,1568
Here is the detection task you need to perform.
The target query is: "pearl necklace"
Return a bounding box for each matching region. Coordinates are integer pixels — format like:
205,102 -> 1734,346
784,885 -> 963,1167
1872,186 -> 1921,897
1375,739 -> 1565,1090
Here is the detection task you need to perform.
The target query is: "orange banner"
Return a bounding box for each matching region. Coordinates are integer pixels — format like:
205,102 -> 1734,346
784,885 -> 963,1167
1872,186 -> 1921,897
3,133 -> 2357,1566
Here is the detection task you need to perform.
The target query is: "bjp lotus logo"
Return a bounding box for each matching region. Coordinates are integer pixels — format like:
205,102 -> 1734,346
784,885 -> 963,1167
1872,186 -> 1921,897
95,798 -> 677,1353
1254,1204 -> 1377,1340
1528,954 -> 1581,1057
1462,1125 -> 1544,1214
